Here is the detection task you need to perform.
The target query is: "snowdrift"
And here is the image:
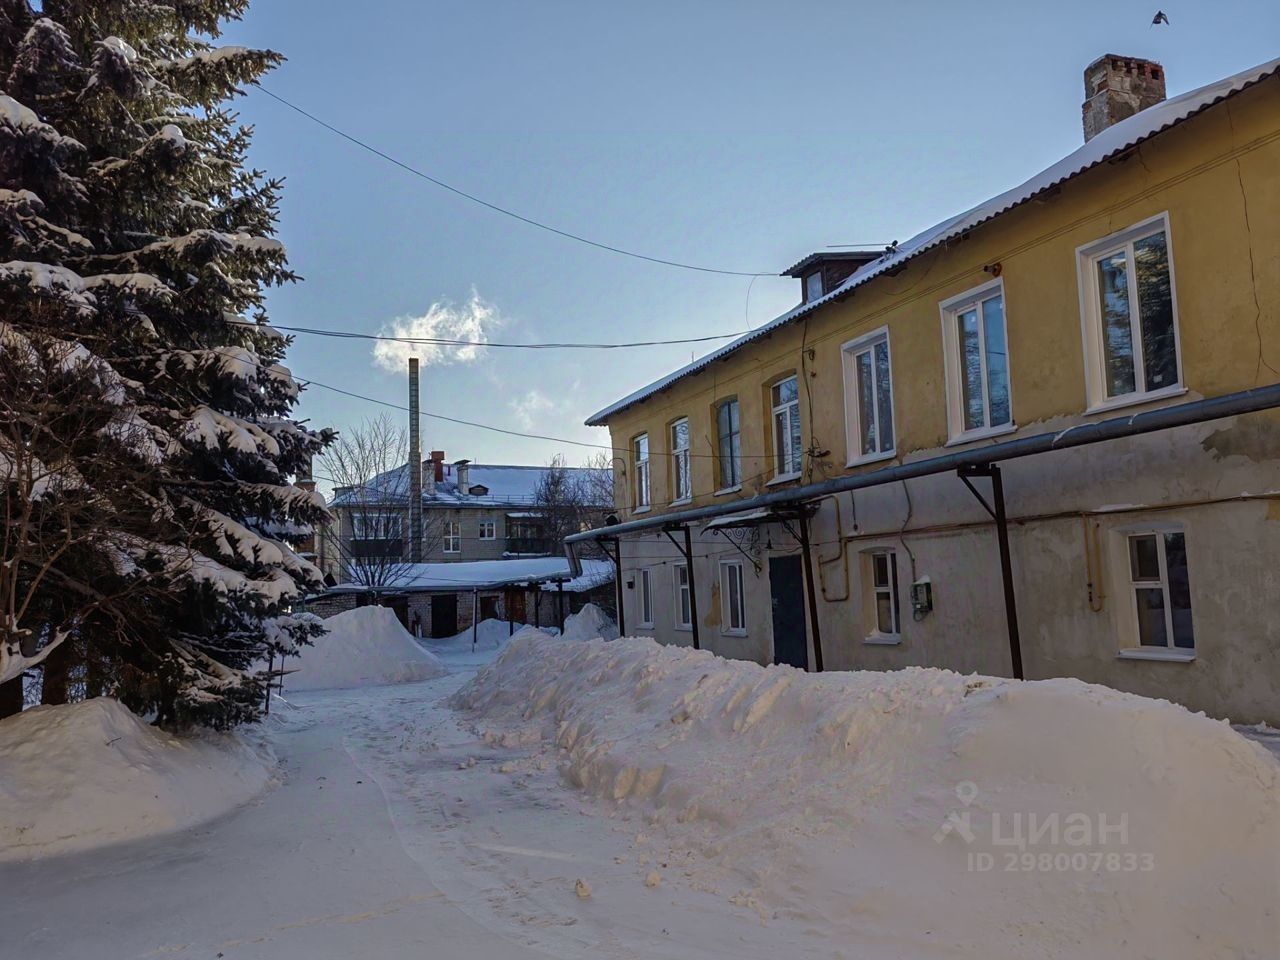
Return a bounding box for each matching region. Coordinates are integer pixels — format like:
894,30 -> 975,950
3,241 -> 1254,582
286,605 -> 446,692
561,603 -> 618,642
454,634 -> 1280,959
0,698 -> 274,863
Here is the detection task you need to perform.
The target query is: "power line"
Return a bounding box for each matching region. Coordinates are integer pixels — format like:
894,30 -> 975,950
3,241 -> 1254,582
233,319 -> 750,350
199,342 -> 782,461
255,84 -> 777,278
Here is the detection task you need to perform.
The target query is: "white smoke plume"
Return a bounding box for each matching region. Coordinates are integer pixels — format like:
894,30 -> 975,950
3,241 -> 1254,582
371,292 -> 501,371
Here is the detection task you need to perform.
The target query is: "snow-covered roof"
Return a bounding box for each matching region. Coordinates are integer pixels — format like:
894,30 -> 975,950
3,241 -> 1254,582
331,462 -> 609,510
540,559 -> 615,594
329,557 -> 614,593
585,56 -> 1280,427
704,508 -> 773,530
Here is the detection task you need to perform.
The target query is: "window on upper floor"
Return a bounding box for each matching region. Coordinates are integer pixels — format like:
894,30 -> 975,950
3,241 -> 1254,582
478,519 -> 496,540
633,433 -> 650,510
720,560 -> 746,635
1125,529 -> 1194,653
941,280 -> 1013,442
804,271 -> 823,302
841,328 -> 895,465
1078,213 -> 1181,411
770,376 -> 802,479
443,520 -> 461,554
674,563 -> 692,631
670,418 -> 691,503
715,398 -> 741,491
352,512 -> 402,540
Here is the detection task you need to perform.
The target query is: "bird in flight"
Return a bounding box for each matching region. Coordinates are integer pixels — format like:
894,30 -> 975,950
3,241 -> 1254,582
1152,10 -> 1171,25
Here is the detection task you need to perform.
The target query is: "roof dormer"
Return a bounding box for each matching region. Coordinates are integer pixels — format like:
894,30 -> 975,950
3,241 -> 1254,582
783,250 -> 882,303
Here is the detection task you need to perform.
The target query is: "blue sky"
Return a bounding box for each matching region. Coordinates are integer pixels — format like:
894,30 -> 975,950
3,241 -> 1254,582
219,1 -> 1277,469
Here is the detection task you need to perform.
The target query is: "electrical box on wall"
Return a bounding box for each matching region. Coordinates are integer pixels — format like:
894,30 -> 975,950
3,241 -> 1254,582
911,577 -> 933,618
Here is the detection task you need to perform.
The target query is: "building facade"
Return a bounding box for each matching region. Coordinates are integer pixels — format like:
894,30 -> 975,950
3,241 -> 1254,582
580,56 -> 1280,723
330,455 -> 608,574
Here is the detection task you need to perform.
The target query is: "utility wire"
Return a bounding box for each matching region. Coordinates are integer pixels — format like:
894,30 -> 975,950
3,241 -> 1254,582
255,84 -> 777,278
200,342 -> 781,460
232,319 -> 750,350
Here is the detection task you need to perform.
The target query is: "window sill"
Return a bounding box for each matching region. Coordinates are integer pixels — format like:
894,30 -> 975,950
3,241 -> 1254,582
632,506 -> 652,515
636,623 -> 655,631
673,625 -> 692,633
713,485 -> 742,497
945,423 -> 1017,447
721,628 -> 748,638
863,632 -> 902,646
767,473 -> 801,487
846,449 -> 896,469
1117,647 -> 1195,663
669,497 -> 693,507
1085,384 -> 1187,417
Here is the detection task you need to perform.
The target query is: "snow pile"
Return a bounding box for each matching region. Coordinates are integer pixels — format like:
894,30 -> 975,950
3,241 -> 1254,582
561,603 -> 618,642
420,619 -> 536,669
0,698 -> 274,862
454,634 -> 1279,958
285,605 -> 446,692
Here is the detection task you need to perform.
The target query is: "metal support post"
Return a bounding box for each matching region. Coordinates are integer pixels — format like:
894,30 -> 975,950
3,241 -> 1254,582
958,464 -> 1024,680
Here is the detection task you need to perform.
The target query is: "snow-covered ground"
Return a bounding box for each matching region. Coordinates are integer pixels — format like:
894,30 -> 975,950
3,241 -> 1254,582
2,624 -> 1276,959
0,698 -> 275,863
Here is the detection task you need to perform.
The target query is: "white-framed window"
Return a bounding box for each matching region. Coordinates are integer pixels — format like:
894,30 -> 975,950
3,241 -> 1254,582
633,434 -> 650,510
716,398 -> 741,490
940,280 -> 1013,441
720,560 -> 746,635
770,376 -> 802,479
443,520 -> 461,554
841,328 -> 895,465
804,271 -> 823,302
1126,529 -> 1194,651
352,512 -> 403,540
670,418 -> 691,502
674,563 -> 692,630
478,519 -> 496,540
866,549 -> 900,639
1077,213 -> 1181,411
637,567 -> 654,628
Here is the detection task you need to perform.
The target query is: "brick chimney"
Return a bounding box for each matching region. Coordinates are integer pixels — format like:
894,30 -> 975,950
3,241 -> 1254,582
1083,55 -> 1166,142
430,450 -> 445,483
422,458 -> 436,496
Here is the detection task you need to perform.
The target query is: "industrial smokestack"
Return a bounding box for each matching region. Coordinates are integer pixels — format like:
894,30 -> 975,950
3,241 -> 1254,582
408,358 -> 423,563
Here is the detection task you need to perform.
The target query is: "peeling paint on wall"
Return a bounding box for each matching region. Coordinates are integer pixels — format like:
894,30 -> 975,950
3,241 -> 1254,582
1200,411 -> 1280,463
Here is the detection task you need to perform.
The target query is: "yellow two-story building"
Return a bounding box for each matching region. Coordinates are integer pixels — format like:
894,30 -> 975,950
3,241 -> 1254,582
570,54 -> 1280,723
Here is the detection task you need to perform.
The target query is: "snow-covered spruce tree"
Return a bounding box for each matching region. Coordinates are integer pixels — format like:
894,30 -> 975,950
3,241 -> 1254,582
0,1 -> 333,727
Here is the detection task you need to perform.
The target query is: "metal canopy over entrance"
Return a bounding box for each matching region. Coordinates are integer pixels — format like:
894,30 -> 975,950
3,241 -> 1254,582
567,382 -> 1280,679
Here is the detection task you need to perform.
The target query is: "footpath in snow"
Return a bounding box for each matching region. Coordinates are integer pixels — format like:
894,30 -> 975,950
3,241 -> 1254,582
3,610 -> 1277,959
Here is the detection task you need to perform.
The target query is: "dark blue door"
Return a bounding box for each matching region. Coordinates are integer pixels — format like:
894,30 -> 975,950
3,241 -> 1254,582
769,555 -> 809,669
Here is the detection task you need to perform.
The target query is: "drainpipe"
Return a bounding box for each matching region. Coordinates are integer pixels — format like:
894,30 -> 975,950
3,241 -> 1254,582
612,539 -> 626,637
796,512 -> 824,672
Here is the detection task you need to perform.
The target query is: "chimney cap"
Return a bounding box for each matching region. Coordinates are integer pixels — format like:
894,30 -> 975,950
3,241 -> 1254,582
1086,53 -> 1164,74
452,458 -> 472,466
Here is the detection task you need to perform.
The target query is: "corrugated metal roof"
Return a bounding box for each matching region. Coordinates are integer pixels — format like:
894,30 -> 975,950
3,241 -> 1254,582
585,56 -> 1280,428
